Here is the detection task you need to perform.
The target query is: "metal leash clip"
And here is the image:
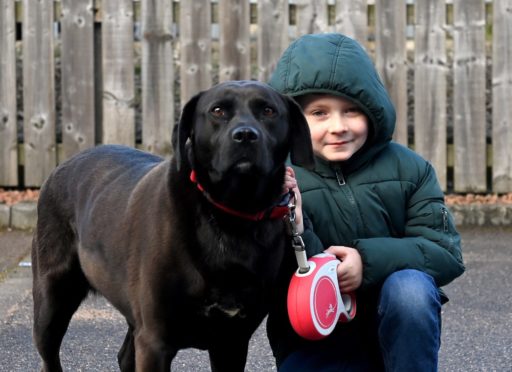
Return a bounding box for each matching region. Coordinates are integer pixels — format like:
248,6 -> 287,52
284,191 -> 309,274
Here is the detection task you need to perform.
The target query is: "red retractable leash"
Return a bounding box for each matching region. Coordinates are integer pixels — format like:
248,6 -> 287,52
284,192 -> 357,341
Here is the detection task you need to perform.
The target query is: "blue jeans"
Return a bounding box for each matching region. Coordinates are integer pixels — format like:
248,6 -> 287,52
279,269 -> 442,372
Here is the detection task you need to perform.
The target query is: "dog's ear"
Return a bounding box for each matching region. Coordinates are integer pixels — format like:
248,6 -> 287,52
283,96 -> 315,170
173,92 -> 203,170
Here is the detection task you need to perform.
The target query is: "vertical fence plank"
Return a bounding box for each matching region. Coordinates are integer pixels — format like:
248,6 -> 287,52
0,0 -> 18,186
453,0 -> 486,192
22,0 -> 56,187
219,0 -> 250,81
295,0 -> 329,37
334,0 -> 367,47
257,0 -> 289,82
102,0 -> 135,146
141,0 -> 174,157
492,0 -> 512,193
375,0 -> 407,146
414,0 -> 447,190
179,0 -> 212,104
61,0 -> 95,159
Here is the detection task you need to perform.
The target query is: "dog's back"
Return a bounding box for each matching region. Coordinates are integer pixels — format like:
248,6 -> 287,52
39,145 -> 162,211
32,145 -> 168,353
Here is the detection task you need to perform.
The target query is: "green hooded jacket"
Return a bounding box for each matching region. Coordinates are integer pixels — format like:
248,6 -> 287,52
267,33 -> 465,365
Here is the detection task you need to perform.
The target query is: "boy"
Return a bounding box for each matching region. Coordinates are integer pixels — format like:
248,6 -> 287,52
273,33 -> 464,371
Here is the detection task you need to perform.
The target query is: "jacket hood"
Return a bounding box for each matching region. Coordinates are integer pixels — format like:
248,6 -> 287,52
269,33 -> 396,173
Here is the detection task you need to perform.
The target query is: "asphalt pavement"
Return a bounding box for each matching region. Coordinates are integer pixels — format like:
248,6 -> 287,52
0,227 -> 510,371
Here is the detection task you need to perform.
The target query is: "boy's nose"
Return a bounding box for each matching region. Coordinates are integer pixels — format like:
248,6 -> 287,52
328,113 -> 348,133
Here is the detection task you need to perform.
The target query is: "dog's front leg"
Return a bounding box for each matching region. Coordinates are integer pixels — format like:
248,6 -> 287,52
208,338 -> 250,372
134,331 -> 176,371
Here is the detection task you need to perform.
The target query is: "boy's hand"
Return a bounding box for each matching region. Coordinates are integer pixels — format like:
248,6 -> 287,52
283,167 -> 304,234
324,246 -> 363,293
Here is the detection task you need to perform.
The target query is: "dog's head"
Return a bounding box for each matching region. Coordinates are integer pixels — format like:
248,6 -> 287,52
173,81 -> 314,212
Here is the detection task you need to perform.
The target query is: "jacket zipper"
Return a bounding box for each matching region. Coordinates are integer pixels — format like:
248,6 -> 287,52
334,168 -> 366,236
335,170 -> 346,186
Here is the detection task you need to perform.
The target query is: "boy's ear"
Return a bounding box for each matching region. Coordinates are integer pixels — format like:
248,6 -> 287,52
283,96 -> 315,170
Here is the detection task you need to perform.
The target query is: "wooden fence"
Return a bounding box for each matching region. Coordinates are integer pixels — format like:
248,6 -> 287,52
0,0 -> 511,193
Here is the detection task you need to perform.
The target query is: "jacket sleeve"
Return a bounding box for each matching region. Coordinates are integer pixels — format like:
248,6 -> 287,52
353,163 -> 465,289
301,212 -> 326,257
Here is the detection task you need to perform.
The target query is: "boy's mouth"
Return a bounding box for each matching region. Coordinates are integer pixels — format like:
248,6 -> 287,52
328,140 -> 352,146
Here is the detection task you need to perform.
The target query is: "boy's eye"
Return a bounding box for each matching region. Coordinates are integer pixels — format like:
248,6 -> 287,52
344,107 -> 362,117
311,110 -> 327,117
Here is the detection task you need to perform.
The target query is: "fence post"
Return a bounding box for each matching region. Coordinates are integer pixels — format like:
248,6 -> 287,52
492,0 -> 512,193
414,0 -> 448,190
141,0 -> 174,157
257,0 -> 289,82
219,0 -> 250,81
22,0 -> 56,187
295,0 -> 329,36
0,0 -> 18,186
334,0 -> 367,48
375,0 -> 408,146
453,0 -> 486,192
61,0 -> 95,160
179,0 -> 212,104
102,0 -> 135,147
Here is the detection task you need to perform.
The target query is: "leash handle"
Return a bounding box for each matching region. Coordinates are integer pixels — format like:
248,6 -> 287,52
285,191 -> 310,274
284,193 -> 358,340
287,254 -> 357,340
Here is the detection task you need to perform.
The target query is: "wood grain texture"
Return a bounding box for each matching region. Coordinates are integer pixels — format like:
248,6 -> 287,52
492,0 -> 512,192
102,0 -> 135,146
0,0 -> 18,186
375,0 -> 408,146
61,0 -> 95,159
22,0 -> 56,187
179,0 -> 212,104
414,0 -> 448,189
453,0 -> 486,192
141,0 -> 174,157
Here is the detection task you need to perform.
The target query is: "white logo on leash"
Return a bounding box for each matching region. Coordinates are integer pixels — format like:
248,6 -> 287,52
326,303 -> 336,318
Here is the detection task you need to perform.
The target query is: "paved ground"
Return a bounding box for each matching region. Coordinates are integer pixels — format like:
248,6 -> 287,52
0,227 -> 511,371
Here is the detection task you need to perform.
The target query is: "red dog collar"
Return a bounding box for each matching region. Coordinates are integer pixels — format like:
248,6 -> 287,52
190,170 -> 290,221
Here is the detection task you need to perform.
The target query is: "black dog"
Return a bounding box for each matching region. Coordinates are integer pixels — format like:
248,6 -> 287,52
32,80 -> 314,371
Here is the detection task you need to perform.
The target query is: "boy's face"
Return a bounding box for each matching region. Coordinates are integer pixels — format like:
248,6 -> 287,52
297,95 -> 369,162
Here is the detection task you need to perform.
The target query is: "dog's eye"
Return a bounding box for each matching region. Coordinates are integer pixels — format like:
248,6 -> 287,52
211,107 -> 225,118
263,107 -> 275,117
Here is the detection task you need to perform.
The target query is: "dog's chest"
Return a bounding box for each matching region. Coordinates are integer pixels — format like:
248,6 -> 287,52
194,233 -> 282,318
196,264 -> 267,320
182,207 -> 287,321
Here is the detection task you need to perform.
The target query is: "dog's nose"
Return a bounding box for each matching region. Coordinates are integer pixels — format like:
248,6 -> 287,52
231,126 -> 259,143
